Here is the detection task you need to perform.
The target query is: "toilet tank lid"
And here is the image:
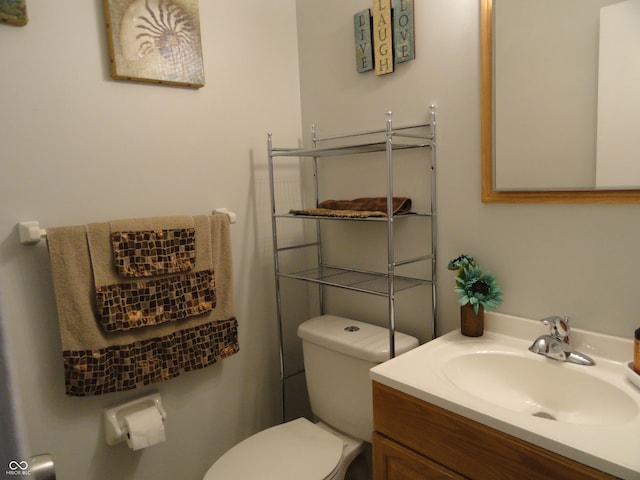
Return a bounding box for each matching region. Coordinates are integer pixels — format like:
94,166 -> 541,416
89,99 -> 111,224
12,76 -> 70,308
297,315 -> 419,363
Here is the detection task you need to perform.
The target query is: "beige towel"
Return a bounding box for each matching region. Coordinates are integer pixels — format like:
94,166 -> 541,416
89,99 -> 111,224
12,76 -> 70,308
288,208 -> 387,218
47,214 -> 238,396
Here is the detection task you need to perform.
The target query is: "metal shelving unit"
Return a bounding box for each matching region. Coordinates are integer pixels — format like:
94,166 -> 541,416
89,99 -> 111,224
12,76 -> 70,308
267,106 -> 436,416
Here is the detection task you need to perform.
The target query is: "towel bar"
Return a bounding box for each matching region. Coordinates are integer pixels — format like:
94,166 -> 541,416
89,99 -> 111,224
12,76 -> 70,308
18,209 -> 237,245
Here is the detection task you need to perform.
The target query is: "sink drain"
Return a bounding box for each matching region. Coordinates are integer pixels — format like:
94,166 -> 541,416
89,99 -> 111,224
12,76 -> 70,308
532,411 -> 557,421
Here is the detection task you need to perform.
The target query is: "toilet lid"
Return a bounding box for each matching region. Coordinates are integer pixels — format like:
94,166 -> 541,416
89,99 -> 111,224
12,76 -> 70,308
203,418 -> 343,480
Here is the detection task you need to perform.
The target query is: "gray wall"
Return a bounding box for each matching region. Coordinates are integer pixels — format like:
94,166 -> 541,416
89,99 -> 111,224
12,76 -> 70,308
295,0 -> 640,342
0,1 -> 301,479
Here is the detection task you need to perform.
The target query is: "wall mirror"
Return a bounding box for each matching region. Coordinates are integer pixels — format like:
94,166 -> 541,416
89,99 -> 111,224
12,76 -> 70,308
481,0 -> 640,203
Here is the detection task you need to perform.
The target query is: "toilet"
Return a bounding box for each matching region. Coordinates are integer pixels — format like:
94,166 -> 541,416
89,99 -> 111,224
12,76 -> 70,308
203,314 -> 419,480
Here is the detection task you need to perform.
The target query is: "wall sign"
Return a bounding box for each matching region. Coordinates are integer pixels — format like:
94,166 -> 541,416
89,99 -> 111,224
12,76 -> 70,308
394,0 -> 414,63
354,9 -> 373,73
354,0 -> 414,75
372,0 -> 393,75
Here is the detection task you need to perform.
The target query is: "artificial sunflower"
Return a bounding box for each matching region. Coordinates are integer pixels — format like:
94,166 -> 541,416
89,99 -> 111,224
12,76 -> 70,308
454,264 -> 503,314
447,254 -> 475,279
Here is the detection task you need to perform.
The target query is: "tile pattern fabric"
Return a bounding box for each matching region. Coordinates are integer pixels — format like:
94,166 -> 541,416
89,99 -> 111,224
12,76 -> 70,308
96,269 -> 216,332
63,317 -> 239,396
111,228 -> 196,278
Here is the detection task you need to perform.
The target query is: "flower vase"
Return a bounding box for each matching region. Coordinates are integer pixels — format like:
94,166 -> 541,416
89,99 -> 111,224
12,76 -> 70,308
460,303 -> 484,337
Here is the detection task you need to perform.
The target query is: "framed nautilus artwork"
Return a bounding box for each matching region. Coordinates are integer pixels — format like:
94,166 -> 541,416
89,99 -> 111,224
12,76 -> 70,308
103,0 -> 205,88
0,0 -> 28,26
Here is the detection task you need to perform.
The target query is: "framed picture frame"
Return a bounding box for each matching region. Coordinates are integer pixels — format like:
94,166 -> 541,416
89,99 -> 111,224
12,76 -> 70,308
0,0 -> 28,26
103,0 -> 205,88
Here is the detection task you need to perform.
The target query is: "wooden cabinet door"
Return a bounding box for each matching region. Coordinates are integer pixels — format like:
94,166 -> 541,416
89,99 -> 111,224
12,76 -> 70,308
373,382 -> 620,480
373,432 -> 466,480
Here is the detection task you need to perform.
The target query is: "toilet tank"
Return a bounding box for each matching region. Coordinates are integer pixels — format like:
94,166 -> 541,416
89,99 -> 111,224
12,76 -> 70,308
297,315 -> 418,443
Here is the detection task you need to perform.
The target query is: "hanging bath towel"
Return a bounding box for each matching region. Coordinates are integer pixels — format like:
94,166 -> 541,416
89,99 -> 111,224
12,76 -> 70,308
47,214 -> 239,396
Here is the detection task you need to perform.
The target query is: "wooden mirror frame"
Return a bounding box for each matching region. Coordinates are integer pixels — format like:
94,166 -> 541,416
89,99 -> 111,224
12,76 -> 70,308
480,0 -> 640,203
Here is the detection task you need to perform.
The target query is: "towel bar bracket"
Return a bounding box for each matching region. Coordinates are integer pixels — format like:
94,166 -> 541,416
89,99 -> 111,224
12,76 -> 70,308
18,221 -> 47,245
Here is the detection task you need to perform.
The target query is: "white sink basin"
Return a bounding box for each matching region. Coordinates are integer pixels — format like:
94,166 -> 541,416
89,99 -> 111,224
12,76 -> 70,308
370,312 -> 640,479
443,352 -> 638,425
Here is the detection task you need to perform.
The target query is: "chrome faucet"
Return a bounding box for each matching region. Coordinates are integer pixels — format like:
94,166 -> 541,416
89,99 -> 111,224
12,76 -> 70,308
528,316 -> 595,366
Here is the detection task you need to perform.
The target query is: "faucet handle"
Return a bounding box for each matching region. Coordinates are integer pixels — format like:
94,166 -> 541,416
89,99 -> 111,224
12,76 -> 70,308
541,316 -> 571,344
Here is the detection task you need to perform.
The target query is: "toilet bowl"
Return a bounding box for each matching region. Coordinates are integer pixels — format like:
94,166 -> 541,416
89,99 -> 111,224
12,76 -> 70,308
202,315 -> 419,480
203,418 -> 363,480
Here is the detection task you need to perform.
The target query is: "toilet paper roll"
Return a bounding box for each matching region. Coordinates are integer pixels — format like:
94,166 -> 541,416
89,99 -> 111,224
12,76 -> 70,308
124,406 -> 166,451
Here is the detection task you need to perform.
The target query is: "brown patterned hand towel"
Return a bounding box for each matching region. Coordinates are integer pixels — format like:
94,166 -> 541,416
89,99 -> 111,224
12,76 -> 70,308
89,215 -> 196,282
87,216 -> 214,332
320,197 -> 411,213
290,196 -> 411,218
47,214 -> 238,396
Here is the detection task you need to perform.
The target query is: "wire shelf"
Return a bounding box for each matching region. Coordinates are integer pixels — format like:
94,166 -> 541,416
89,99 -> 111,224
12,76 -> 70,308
278,266 -> 430,296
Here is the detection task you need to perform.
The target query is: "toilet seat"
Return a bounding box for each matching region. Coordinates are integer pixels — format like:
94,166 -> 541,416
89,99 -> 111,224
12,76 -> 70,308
203,418 -> 344,480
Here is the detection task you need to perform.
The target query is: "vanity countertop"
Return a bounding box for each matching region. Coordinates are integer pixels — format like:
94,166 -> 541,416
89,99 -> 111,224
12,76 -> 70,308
370,312 -> 640,479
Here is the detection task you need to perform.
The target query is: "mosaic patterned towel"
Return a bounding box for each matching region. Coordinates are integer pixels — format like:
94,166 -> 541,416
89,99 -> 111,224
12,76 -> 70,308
87,217 -> 213,333
111,228 -> 196,278
63,317 -> 238,396
95,269 -> 216,332
47,214 -> 238,396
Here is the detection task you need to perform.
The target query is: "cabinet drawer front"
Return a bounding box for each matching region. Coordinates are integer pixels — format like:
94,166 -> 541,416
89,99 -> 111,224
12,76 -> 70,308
374,432 -> 466,480
372,382 -> 619,480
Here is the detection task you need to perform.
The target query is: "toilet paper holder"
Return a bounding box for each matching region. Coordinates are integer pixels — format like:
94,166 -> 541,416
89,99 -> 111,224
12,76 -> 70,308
104,393 -> 167,446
